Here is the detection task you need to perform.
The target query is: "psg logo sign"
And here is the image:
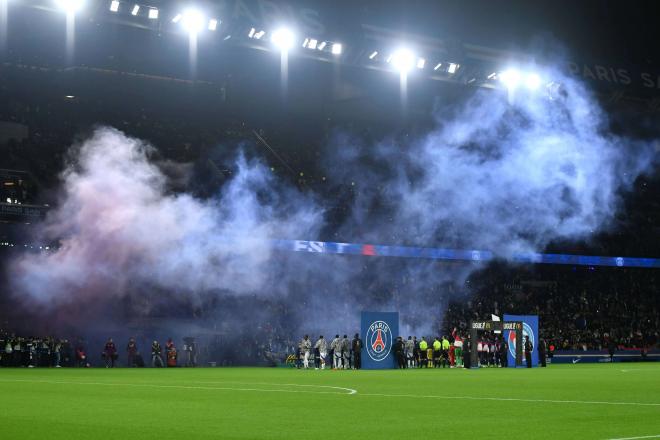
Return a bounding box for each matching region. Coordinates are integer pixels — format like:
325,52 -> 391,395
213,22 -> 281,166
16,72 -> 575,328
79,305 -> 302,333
366,320 -> 392,362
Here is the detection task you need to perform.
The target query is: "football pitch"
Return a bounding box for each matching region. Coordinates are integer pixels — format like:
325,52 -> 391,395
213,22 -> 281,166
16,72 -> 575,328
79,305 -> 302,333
1,364 -> 659,439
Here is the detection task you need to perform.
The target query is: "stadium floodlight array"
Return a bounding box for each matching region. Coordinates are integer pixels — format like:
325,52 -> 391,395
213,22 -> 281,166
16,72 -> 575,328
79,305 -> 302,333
370,46 -> 461,77
271,27 -> 295,52
165,7 -> 217,35
248,28 -> 266,40
498,68 -> 544,92
108,1 -> 158,20
389,48 -> 415,74
28,1 -> 559,93
303,38 -> 342,55
180,9 -> 204,34
55,0 -> 85,14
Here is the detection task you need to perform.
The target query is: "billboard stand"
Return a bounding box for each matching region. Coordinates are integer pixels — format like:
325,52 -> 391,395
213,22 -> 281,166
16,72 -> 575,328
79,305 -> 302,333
360,311 -> 399,370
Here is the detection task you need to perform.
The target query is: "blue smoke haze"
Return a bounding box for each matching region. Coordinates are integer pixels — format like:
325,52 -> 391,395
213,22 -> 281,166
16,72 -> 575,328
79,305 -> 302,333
8,67 -> 658,339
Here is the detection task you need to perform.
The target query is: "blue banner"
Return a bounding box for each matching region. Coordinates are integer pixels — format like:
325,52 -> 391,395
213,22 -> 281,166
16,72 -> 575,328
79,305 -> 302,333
271,239 -> 660,269
360,311 -> 399,369
503,314 -> 539,367
550,350 -> 660,364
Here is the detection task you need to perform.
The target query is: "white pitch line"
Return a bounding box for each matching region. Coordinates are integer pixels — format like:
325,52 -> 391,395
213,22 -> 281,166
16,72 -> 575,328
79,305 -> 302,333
188,380 -> 357,394
606,435 -> 660,440
1,379 -> 658,407
0,379 -> 357,395
357,392 -> 660,407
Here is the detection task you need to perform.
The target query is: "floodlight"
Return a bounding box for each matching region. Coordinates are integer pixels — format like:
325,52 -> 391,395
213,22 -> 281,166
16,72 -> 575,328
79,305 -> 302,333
317,41 -> 326,50
171,13 -> 181,23
55,0 -> 85,14
271,27 -> 295,51
390,48 -> 415,73
499,69 -> 521,90
331,43 -> 342,55
131,4 -> 139,16
254,30 -> 265,39
181,9 -> 204,34
525,72 -> 541,90
433,62 -> 442,71
487,72 -> 497,79
416,57 -> 425,69
208,19 -> 218,31
448,62 -> 459,74
109,1 -> 119,12
369,51 -> 378,59
148,8 -> 158,19
303,38 -> 317,49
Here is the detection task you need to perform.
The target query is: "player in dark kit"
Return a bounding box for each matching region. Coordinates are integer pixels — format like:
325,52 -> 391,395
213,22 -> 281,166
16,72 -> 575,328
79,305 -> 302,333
500,338 -> 508,368
538,339 -> 547,367
103,338 -> 117,368
151,341 -> 164,368
126,338 -> 138,367
394,336 -> 406,369
352,333 -> 363,369
524,337 -> 533,368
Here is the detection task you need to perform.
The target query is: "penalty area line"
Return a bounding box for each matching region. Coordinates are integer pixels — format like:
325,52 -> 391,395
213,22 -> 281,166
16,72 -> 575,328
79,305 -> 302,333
357,392 -> 660,407
0,379 -> 356,395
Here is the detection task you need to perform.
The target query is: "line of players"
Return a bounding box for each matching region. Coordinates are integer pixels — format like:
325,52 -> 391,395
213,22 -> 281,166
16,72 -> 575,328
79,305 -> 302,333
392,334 -> 508,369
297,330 -> 510,370
297,334 -> 362,370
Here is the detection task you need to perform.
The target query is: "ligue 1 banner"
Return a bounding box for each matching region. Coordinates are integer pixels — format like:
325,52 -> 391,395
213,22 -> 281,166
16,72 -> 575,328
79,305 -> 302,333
503,314 -> 539,367
360,311 -> 399,369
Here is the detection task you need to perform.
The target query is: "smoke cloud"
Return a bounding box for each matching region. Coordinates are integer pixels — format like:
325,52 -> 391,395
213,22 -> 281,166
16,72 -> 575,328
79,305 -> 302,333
13,128 -> 323,304
7,69 -> 658,347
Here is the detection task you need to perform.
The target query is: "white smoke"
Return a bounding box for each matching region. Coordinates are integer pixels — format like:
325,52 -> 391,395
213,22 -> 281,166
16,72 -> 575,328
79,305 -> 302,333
329,68 -> 656,256
13,128 -> 323,304
8,68 -> 658,338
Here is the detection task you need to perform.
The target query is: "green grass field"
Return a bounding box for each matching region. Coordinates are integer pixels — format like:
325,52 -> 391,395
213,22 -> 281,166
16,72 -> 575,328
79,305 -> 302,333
1,364 -> 659,439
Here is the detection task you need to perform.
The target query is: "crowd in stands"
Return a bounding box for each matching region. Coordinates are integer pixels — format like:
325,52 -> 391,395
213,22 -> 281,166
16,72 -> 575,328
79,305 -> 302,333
444,266 -> 659,351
